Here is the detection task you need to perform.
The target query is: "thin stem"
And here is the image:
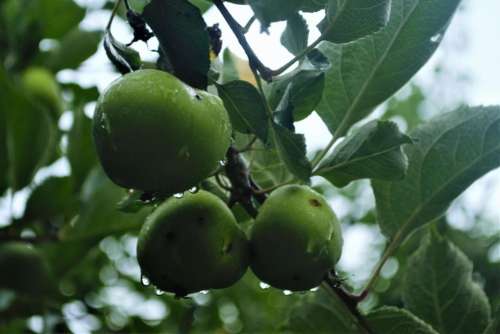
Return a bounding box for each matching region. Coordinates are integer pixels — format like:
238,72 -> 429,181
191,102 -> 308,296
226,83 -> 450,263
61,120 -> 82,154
243,15 -> 256,33
253,179 -> 295,194
311,110 -> 354,172
271,1 -> 347,77
360,233 -> 402,297
213,0 -> 273,81
271,36 -> 324,76
106,0 -> 123,30
321,280 -> 373,334
238,135 -> 258,153
311,133 -> 339,172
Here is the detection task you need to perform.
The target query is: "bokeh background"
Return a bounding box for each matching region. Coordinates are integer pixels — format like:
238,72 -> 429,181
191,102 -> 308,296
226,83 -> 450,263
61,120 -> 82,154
1,0 -> 499,333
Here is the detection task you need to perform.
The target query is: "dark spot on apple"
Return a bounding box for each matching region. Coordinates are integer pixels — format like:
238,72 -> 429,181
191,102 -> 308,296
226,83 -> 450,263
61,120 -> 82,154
195,94 -> 202,100
309,199 -> 321,207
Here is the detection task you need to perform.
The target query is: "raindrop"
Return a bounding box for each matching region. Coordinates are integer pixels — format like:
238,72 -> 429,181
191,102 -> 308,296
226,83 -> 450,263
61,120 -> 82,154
309,287 -> 319,292
219,160 -> 227,167
189,186 -> 199,194
155,288 -> 165,296
141,275 -> 150,286
283,290 -> 292,296
259,282 -> 270,289
200,290 -> 209,295
173,193 -> 184,199
430,33 -> 442,43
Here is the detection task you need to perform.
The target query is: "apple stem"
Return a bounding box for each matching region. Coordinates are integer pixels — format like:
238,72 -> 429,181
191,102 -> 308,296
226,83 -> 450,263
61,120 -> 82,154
212,0 -> 273,82
223,146 -> 267,218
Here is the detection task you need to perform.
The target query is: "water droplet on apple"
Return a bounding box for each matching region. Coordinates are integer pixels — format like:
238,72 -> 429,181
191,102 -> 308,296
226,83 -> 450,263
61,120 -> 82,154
173,193 -> 184,199
259,282 -> 270,289
141,275 -> 150,286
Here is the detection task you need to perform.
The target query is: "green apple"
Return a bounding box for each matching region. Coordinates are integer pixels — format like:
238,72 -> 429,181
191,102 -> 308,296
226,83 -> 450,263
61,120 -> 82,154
22,67 -> 62,118
92,69 -> 232,194
137,190 -> 249,296
250,185 -> 343,291
0,242 -> 53,296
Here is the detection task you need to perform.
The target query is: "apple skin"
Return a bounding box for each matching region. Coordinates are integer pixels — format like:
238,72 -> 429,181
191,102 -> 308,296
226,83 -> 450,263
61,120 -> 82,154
22,67 -> 62,118
249,185 -> 343,291
92,69 -> 232,194
0,242 -> 53,296
137,190 -> 249,296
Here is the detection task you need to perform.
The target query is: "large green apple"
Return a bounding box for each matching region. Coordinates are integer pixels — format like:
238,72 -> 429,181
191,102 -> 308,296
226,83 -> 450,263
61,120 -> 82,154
137,190 -> 249,296
250,185 -> 343,291
92,69 -> 232,194
22,67 -> 62,118
0,242 -> 53,296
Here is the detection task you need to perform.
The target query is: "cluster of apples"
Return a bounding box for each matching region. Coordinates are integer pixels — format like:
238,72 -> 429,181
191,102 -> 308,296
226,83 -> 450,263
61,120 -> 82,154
90,69 -> 344,296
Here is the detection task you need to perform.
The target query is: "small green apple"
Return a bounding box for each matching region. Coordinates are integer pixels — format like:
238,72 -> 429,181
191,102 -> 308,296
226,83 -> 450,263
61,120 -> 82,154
250,185 -> 343,291
0,242 -> 53,296
137,190 -> 249,296
92,69 -> 232,194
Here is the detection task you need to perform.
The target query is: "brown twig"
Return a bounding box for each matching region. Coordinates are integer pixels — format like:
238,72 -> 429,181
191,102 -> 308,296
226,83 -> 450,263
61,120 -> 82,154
212,0 -> 273,81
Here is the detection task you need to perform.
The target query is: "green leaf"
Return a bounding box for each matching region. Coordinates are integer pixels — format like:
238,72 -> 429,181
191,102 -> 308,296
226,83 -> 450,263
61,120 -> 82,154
318,120 -> 412,187
128,0 -> 152,13
319,0 -> 391,43
284,289 -> 361,333
316,0 -> 461,137
23,176 -> 77,221
221,49 -> 240,84
268,52 -> 329,122
0,94 -> 7,195
300,0 -> 327,13
372,106 -> 500,245
46,28 -> 102,72
216,80 -> 269,142
248,0 -> 304,27
143,0 -> 209,89
38,0 -> 85,39
117,190 -> 153,213
403,232 -> 491,334
281,13 -> 309,56
244,136 -> 293,189
271,123 -> 311,181
103,31 -> 142,74
59,168 -> 150,241
67,108 -> 97,189
189,0 -> 212,13
285,290 -> 437,333
62,84 -> 99,106
280,69 -> 326,122
0,69 -> 55,191
366,306 -> 438,334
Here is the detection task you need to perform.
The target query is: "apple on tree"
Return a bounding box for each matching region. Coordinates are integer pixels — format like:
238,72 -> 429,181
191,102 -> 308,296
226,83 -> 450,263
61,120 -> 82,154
137,190 -> 249,297
92,69 -> 232,195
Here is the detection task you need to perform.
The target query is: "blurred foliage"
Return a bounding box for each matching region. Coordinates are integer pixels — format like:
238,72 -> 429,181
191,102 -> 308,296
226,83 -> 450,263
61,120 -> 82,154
0,0 -> 498,333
